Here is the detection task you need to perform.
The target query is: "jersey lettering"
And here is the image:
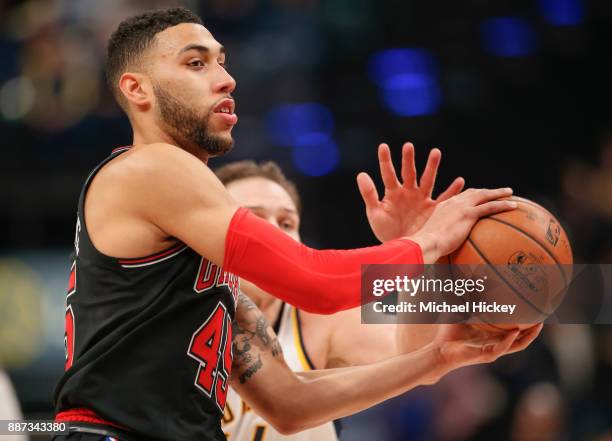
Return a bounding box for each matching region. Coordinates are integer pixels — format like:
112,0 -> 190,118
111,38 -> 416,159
215,314 -> 232,410
194,258 -> 221,292
65,257 -> 77,370
188,302 -> 233,412
194,257 -> 240,303
64,305 -> 75,370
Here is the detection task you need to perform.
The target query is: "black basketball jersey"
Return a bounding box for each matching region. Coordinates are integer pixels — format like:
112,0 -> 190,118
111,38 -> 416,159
54,146 -> 240,441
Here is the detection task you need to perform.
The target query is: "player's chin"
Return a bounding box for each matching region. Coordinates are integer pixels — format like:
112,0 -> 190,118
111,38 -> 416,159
212,129 -> 234,145
204,132 -> 235,157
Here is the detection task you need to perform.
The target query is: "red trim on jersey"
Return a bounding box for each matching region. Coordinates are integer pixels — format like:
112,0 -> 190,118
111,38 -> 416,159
55,408 -> 128,430
111,145 -> 132,154
118,242 -> 186,264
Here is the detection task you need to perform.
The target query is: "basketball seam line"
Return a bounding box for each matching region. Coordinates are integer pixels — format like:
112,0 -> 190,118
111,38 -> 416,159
484,216 -> 567,287
466,237 -> 550,318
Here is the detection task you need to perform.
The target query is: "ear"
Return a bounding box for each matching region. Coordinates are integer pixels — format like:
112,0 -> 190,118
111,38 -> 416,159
119,72 -> 152,110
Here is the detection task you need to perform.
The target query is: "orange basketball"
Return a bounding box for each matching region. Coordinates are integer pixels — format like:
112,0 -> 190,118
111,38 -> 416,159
440,196 -> 573,332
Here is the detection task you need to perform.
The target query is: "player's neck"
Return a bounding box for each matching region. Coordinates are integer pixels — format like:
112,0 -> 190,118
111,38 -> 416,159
131,120 -> 210,163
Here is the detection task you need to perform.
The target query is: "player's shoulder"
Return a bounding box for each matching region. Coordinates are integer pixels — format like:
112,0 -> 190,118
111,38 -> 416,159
92,142 -> 232,219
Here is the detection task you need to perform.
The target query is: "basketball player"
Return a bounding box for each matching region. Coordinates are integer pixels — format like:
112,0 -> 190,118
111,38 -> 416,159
53,7 -> 527,441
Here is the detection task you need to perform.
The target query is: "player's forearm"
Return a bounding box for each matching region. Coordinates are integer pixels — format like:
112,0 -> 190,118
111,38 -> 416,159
396,324 -> 439,354
270,344 -> 445,432
223,208 -> 424,314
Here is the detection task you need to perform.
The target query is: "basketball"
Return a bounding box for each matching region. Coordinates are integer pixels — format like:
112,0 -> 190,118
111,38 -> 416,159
441,196 -> 573,332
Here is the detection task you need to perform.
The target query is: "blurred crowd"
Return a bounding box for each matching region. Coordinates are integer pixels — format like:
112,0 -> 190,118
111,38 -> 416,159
1,0 -> 612,440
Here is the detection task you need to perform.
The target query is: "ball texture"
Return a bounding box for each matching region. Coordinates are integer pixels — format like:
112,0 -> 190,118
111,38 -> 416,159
443,196 -> 573,331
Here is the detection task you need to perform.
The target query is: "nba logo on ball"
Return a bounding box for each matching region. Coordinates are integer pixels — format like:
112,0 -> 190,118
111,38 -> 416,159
546,220 -> 561,247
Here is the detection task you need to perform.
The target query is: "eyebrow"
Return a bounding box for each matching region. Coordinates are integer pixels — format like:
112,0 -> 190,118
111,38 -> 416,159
178,44 -> 225,55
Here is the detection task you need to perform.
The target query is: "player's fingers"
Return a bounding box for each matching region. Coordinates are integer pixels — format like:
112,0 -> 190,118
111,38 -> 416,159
419,148 -> 441,197
472,200 -> 517,218
378,143 -> 401,190
489,329 -> 520,360
507,324 -> 543,354
436,177 -> 465,202
400,142 -> 417,188
357,172 -> 380,209
469,187 -> 513,205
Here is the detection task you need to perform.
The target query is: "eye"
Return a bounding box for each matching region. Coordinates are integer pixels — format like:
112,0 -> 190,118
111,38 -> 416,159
280,219 -> 296,231
188,59 -> 204,68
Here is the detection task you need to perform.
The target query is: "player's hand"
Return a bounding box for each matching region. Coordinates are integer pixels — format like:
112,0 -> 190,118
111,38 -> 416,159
409,187 -> 517,262
426,324 -> 543,384
357,143 -> 465,242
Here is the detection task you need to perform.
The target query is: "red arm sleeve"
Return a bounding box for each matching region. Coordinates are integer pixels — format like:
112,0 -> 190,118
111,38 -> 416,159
223,208 -> 423,314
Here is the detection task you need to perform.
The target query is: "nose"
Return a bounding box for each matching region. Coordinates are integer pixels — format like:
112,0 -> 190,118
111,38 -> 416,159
214,66 -> 236,94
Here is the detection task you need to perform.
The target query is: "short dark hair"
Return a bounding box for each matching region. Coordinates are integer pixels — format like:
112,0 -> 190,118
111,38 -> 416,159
106,7 -> 203,107
215,161 -> 302,215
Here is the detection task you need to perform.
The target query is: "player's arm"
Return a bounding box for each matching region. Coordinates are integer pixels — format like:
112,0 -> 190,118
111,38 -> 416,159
323,278 -> 442,364
230,292 -> 541,435
321,308 -> 396,367
130,143 -> 516,314
323,308 -> 438,367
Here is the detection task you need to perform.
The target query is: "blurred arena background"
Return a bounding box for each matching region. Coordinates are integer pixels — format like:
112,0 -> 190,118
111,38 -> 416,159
1,0 -> 612,440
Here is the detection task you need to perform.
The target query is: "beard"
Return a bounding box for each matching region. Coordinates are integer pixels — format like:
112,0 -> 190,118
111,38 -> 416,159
153,85 -> 234,157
